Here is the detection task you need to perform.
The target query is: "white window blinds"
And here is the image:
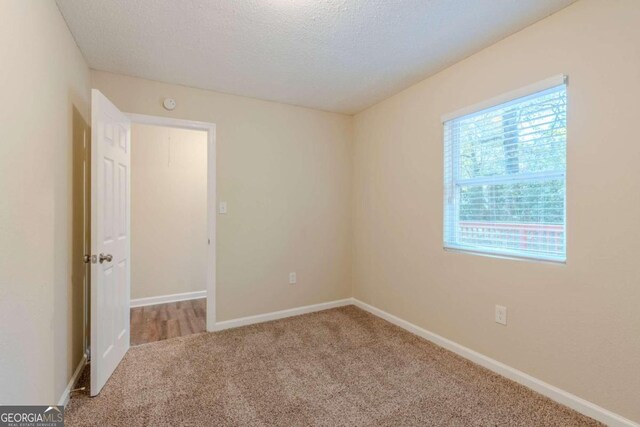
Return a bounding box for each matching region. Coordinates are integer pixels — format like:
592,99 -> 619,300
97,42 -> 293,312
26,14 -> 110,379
443,78 -> 567,262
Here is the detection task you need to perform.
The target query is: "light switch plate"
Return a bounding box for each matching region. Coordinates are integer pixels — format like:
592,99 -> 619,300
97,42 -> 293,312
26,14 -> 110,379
218,202 -> 227,214
289,272 -> 297,284
495,305 -> 507,325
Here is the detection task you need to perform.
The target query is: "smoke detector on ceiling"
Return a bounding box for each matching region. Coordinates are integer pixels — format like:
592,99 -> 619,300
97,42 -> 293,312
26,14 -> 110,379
163,98 -> 176,111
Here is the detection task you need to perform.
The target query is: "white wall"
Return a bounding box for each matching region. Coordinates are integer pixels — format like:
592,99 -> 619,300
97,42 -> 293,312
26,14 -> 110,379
352,0 -> 640,422
131,124 -> 208,300
92,71 -> 353,321
0,1 -> 90,404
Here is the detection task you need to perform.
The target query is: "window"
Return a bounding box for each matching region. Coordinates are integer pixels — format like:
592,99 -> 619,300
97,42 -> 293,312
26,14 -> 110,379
443,76 -> 567,262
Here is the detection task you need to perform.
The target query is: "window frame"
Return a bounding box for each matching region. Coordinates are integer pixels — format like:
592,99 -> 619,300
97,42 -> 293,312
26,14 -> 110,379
442,75 -> 568,264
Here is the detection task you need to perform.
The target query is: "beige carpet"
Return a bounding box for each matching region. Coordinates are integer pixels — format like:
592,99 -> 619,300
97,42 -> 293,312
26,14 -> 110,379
66,305 -> 601,426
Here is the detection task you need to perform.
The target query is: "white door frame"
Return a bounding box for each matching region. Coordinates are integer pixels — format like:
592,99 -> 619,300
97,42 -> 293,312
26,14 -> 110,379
127,113 -> 217,331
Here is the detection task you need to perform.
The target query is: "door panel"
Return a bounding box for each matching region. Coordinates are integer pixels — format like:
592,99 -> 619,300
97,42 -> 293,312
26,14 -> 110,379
90,89 -> 131,396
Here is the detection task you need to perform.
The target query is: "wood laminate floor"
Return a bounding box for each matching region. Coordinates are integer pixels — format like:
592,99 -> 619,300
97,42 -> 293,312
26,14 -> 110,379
130,298 -> 206,346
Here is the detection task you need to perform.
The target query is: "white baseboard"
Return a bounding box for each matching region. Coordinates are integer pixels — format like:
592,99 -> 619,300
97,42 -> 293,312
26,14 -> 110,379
130,290 -> 206,308
58,354 -> 87,407
213,298 -> 353,331
352,298 -> 638,427
203,296 -> 637,425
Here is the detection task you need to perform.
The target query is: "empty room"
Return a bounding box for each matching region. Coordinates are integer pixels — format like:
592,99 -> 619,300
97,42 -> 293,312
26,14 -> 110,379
1,1 -> 638,426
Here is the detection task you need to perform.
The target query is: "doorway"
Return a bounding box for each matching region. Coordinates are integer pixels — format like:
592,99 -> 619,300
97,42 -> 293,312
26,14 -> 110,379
128,114 -> 217,346
128,120 -> 212,345
84,91 -> 216,396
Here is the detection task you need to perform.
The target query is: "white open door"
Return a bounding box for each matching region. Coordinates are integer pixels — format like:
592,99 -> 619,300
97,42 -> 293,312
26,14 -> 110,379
90,89 -> 131,396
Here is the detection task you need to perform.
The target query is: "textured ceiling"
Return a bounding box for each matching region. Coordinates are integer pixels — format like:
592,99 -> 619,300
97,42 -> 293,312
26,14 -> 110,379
56,0 -> 576,114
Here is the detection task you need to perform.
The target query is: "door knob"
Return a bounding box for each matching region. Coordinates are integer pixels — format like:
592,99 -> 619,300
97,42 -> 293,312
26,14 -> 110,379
99,253 -> 113,263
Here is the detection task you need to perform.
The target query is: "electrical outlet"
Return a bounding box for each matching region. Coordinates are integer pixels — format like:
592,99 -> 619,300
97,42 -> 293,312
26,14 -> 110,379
289,272 -> 297,285
495,305 -> 507,325
218,202 -> 227,214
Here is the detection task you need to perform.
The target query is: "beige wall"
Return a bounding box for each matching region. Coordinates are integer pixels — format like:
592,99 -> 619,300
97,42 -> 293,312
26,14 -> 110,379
131,124 -> 208,300
352,0 -> 640,422
0,1 -> 90,404
92,70 -> 353,321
